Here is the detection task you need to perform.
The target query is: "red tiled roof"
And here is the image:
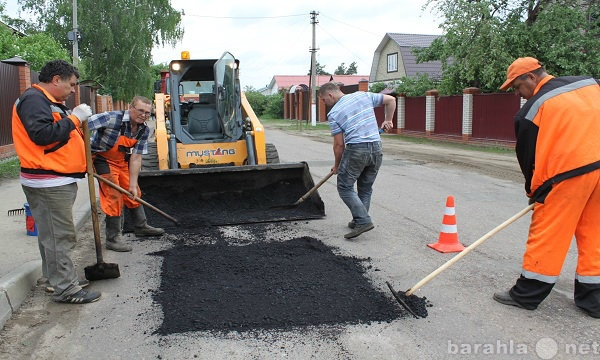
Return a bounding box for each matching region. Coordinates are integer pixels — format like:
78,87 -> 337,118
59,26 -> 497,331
272,75 -> 369,90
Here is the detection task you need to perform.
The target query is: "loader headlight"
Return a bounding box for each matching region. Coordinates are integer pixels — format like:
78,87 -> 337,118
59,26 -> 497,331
171,62 -> 181,72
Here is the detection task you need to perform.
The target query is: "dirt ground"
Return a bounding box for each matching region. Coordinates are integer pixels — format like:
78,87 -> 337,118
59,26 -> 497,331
294,127 -> 523,184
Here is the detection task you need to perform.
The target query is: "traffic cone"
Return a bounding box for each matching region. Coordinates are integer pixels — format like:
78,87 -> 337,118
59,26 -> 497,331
428,196 -> 465,253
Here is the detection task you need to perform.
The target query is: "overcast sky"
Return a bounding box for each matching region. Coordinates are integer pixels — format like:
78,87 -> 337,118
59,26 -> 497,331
5,0 -> 443,90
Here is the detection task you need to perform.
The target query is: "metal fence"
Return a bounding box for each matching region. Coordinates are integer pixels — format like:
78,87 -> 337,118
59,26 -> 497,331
0,62 -> 21,148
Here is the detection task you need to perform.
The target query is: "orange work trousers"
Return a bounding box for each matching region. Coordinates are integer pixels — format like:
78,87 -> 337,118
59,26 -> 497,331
94,158 -> 141,217
523,170 -> 600,282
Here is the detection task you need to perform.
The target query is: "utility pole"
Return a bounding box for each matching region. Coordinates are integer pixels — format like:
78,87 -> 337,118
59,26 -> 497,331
309,11 -> 319,127
72,0 -> 79,68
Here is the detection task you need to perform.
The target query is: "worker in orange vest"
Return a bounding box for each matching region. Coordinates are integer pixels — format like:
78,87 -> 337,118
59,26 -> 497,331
494,57 -> 600,318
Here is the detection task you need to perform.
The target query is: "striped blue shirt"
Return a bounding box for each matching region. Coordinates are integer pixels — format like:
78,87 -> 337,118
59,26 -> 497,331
88,110 -> 149,155
327,91 -> 383,144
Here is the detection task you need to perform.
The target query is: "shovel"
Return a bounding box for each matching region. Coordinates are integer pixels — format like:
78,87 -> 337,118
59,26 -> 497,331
81,120 -> 121,281
388,203 -> 534,317
93,173 -> 179,226
272,170 -> 335,209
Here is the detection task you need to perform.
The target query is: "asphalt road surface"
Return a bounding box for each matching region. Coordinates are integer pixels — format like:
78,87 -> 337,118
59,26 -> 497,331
0,125 -> 597,360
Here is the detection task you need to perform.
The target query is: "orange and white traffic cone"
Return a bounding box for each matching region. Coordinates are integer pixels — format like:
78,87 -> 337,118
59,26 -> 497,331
428,195 -> 465,253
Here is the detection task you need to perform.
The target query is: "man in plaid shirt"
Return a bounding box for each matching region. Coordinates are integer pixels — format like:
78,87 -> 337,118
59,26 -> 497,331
88,96 -> 164,252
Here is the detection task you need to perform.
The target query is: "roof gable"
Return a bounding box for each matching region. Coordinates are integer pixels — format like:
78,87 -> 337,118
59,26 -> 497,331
370,33 -> 444,81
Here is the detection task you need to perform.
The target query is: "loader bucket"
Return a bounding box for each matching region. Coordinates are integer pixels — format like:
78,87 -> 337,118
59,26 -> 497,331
134,162 -> 326,230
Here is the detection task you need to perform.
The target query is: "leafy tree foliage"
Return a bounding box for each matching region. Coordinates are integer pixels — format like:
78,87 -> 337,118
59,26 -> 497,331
417,0 -> 600,94
244,89 -> 268,116
395,74 -> 438,96
369,82 -> 388,93
334,61 -> 358,75
19,0 -> 183,101
0,24 -> 70,71
263,91 -> 285,118
309,61 -> 330,75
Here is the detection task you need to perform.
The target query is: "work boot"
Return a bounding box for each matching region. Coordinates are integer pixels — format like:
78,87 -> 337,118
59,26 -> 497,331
492,291 -> 528,309
105,216 -> 133,252
129,206 -> 165,237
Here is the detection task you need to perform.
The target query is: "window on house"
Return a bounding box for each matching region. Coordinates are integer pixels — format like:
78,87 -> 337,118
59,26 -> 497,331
387,53 -> 398,73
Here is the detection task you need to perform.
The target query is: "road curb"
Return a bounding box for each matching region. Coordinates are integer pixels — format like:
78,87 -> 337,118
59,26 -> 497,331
0,195 -> 92,331
0,260 -> 42,330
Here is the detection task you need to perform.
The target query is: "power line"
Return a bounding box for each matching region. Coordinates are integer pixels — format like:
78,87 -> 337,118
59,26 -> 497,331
316,23 -> 369,64
181,13 -> 306,20
319,13 -> 381,38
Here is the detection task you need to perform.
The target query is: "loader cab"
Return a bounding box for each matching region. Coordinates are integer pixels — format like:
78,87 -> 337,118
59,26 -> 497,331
167,52 -> 243,144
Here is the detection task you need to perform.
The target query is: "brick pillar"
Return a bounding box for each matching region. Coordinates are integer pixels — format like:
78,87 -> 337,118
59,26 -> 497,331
462,87 -> 480,142
18,63 -> 31,93
358,79 -> 368,92
396,94 -> 406,134
425,89 -> 438,136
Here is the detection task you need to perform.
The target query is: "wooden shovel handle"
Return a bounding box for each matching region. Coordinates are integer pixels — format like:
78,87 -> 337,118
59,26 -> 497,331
406,204 -> 534,296
82,120 -> 104,263
293,170 -> 335,205
93,173 -> 179,225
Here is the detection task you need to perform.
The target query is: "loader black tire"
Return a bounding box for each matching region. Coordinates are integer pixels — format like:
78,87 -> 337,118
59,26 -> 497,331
142,142 -> 159,170
266,143 -> 280,164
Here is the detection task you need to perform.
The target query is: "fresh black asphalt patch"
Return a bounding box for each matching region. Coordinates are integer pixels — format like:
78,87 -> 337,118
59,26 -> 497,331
150,223 -> 408,335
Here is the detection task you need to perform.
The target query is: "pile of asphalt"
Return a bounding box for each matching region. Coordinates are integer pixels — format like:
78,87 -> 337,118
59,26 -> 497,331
150,223 -> 407,335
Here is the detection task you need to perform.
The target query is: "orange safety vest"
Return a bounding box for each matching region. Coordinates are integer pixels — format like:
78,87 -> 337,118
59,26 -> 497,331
12,84 -> 86,177
515,76 -> 600,198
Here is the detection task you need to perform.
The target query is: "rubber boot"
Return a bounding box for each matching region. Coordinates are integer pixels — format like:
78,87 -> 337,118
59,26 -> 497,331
105,216 -> 132,252
130,206 -> 165,237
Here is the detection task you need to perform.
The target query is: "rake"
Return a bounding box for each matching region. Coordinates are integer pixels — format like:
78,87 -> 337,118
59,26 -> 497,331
7,208 -> 25,216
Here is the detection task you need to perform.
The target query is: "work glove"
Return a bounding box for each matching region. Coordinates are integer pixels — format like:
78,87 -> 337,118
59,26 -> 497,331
72,104 -> 93,122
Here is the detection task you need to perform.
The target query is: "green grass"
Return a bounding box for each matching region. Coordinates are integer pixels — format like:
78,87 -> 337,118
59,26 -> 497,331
0,157 -> 20,180
381,133 -> 515,154
259,117 -> 514,154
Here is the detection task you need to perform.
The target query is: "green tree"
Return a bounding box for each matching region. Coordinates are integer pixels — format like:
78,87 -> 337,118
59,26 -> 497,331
346,61 -> 357,75
369,82 -> 388,93
243,88 -> 268,116
19,0 -> 183,101
417,0 -> 600,94
334,61 -> 358,75
395,74 -> 438,96
309,61 -> 330,75
263,91 -> 284,118
0,24 -> 70,71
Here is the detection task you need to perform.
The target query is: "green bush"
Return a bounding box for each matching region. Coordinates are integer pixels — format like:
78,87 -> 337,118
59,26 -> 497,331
244,90 -> 267,116
264,92 -> 284,118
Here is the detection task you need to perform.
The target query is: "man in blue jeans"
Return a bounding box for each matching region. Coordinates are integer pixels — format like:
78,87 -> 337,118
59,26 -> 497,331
318,82 -> 396,239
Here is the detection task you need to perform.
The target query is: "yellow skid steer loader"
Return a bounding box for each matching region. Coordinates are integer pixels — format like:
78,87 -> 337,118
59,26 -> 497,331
136,51 -> 325,228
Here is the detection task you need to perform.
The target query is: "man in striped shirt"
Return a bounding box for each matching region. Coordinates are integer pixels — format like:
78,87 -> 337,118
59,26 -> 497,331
318,82 -> 395,239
